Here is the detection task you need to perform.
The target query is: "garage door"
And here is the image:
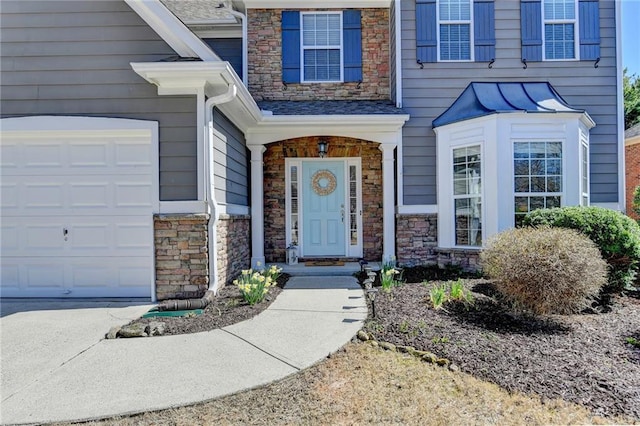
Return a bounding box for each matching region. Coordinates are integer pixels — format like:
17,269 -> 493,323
1,116 -> 158,299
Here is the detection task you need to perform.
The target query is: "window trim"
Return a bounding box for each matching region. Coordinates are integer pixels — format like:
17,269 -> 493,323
300,11 -> 344,83
436,0 -> 475,62
452,144 -> 483,248
512,140 -> 566,226
541,0 -> 580,61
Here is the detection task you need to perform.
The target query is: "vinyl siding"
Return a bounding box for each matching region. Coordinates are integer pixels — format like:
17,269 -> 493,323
390,0 -> 398,105
401,0 -> 619,205
0,0 -> 198,202
213,108 -> 249,207
203,38 -> 243,80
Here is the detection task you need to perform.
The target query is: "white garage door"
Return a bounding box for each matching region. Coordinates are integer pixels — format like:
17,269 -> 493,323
1,117 -> 158,299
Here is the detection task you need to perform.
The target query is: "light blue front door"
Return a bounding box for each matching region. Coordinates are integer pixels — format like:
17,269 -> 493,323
302,161 -> 345,256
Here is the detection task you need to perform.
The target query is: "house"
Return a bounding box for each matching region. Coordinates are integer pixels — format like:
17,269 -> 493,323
0,0 -> 624,301
626,123 -> 640,220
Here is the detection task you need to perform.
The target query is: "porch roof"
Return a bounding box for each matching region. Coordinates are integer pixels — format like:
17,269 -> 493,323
258,100 -> 406,116
432,82 -> 586,128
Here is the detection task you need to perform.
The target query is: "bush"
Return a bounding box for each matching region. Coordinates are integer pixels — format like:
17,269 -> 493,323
480,227 -> 607,315
523,206 -> 640,291
634,186 -> 640,218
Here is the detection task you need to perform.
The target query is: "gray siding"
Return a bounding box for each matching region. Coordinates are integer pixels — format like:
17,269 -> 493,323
401,0 -> 619,205
203,38 -> 243,80
0,0 -> 198,201
390,0 -> 397,105
213,108 -> 249,207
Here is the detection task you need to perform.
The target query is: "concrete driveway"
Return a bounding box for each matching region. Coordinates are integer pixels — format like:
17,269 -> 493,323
0,299 -> 153,420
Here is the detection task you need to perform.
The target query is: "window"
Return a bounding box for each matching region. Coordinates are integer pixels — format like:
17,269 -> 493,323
282,10 -> 362,84
543,0 -> 577,60
581,140 -> 589,206
514,141 -> 563,226
302,12 -> 342,82
438,0 -> 472,61
453,146 -> 482,246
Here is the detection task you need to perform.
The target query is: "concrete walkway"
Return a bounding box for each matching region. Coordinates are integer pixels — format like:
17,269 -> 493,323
0,276 -> 367,425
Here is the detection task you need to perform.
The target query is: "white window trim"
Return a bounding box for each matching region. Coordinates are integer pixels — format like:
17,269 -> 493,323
436,0 -> 475,62
512,140 -> 566,225
451,144 -> 484,248
300,11 -> 344,83
541,0 -> 580,61
580,137 -> 590,206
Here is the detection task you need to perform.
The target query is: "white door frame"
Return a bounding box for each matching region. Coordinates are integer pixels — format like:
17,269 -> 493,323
285,158 -> 363,258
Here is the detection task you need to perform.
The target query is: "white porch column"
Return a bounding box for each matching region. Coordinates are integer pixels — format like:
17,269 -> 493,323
249,145 -> 266,268
379,143 -> 397,263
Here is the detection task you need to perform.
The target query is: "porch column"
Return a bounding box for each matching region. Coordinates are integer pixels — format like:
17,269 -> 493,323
249,145 -> 266,268
379,143 -> 397,263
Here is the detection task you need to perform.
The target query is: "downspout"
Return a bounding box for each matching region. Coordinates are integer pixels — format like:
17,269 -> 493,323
158,84 -> 238,311
220,5 -> 248,87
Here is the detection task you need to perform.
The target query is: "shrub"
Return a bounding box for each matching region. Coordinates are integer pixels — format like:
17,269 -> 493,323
480,227 -> 607,315
523,206 -> 640,291
634,186 -> 640,218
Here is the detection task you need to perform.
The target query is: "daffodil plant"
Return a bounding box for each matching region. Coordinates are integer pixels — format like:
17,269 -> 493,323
233,265 -> 282,305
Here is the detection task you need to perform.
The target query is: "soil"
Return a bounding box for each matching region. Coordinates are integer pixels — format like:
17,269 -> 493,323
124,274 -> 289,336
363,270 -> 640,421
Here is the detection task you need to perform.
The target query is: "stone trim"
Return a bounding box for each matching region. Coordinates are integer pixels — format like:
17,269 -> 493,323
395,213 -> 481,272
216,213 -> 251,290
154,214 -> 209,300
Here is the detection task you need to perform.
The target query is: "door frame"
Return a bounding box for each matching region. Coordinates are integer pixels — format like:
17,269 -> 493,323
285,157 -> 363,258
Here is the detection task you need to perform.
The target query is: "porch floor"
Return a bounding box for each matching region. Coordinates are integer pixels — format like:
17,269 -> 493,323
274,261 -> 381,277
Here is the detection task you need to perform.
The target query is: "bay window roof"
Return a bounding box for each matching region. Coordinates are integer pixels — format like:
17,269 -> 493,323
432,82 -> 588,128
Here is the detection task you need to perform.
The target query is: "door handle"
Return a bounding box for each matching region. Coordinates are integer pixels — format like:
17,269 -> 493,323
341,204 -> 345,223
63,228 -> 68,241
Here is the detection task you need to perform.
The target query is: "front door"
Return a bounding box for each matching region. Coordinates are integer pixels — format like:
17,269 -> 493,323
302,161 -> 346,256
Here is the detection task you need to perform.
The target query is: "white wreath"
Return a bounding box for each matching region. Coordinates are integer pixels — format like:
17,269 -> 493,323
311,170 -> 337,196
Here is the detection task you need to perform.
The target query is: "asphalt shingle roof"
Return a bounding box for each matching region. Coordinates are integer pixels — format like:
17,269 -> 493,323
626,123 -> 640,139
258,100 -> 406,115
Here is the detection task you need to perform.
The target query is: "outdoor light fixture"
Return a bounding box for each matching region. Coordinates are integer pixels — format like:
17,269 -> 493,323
318,140 -> 328,158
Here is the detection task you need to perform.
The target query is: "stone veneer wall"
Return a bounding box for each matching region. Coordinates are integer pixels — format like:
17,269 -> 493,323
154,214 -> 209,300
216,214 -> 251,290
248,8 -> 390,101
395,214 -> 481,272
263,137 -> 383,262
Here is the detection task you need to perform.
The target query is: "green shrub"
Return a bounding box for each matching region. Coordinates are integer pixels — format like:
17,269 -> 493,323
634,186 -> 640,218
523,206 -> 640,291
480,227 -> 608,315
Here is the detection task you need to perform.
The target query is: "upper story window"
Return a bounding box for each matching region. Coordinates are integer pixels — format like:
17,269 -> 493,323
521,0 -> 600,63
438,0 -> 472,61
282,10 -> 362,84
543,0 -> 577,60
416,0 -> 495,64
302,13 -> 343,82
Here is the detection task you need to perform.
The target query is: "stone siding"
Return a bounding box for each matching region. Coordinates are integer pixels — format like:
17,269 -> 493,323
263,137 -> 383,262
395,213 -> 481,272
154,214 -> 209,300
248,8 -> 390,101
626,141 -> 640,220
216,214 -> 251,289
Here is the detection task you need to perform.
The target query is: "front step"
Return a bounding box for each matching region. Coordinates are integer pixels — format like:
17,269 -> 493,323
275,261 -> 378,277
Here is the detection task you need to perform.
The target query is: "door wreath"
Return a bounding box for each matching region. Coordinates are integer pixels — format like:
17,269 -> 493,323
311,169 -> 337,196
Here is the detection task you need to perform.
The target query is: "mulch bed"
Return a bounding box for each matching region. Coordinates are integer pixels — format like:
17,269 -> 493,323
125,274 -> 289,336
363,270 -> 640,421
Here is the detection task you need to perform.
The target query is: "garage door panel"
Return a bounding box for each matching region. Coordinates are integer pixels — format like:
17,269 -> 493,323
1,175 -> 153,216
115,141 -> 153,167
116,222 -> 153,249
23,141 -> 64,168
1,257 -> 150,298
68,142 -> 108,168
26,224 -> 67,251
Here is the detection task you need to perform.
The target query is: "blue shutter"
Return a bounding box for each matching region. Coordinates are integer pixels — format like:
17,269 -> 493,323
416,0 -> 437,63
579,0 -> 600,60
521,0 -> 542,62
343,10 -> 362,82
282,11 -> 300,83
474,0 -> 495,61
